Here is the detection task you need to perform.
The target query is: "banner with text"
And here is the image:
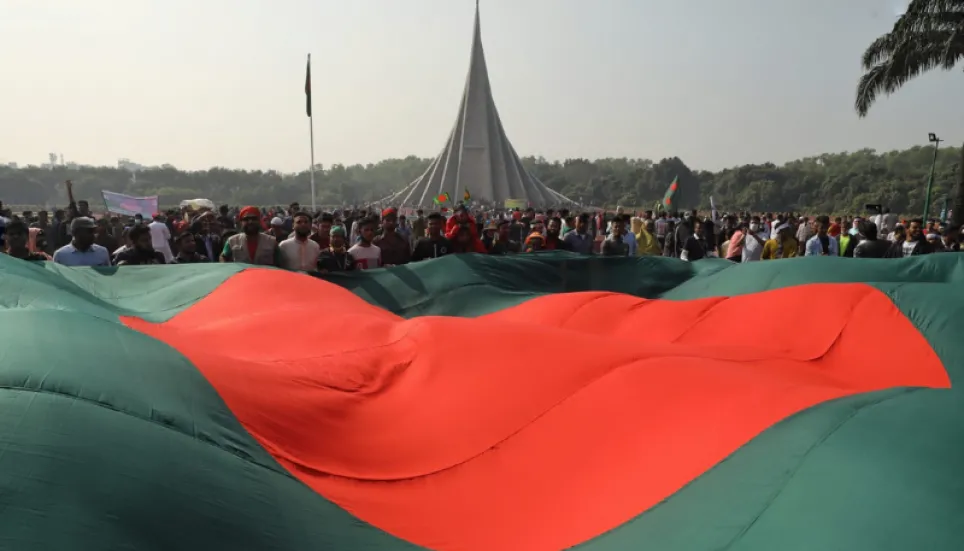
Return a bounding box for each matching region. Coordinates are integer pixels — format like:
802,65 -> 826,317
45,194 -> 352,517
101,191 -> 159,217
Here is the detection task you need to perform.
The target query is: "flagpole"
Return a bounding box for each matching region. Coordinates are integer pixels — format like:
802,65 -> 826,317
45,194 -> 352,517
307,53 -> 317,211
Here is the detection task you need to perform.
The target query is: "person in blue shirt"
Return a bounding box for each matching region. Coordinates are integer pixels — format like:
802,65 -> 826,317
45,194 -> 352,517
52,217 -> 111,267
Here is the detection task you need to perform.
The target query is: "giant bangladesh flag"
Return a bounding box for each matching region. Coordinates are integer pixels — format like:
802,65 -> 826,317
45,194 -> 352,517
1,253 -> 963,551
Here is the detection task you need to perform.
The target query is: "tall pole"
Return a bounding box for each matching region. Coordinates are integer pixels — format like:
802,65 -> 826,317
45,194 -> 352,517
923,135 -> 941,222
307,53 -> 317,211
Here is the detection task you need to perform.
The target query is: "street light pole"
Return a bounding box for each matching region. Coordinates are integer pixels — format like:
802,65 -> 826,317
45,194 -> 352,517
923,133 -> 942,221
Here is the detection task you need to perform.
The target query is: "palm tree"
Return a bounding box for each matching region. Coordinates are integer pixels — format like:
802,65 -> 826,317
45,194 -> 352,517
855,0 -> 964,117
856,0 -> 964,225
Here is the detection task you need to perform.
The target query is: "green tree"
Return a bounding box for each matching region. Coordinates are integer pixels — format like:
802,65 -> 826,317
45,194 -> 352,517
1,146 -> 962,217
855,0 -> 964,224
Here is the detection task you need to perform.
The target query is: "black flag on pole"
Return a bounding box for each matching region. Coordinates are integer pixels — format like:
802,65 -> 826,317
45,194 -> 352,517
305,55 -> 312,117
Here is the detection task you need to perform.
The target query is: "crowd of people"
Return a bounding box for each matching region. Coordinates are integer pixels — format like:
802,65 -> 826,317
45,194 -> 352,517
1,186 -> 960,272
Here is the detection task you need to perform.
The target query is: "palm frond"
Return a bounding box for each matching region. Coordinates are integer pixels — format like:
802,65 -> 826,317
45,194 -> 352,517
856,0 -> 964,116
856,33 -> 952,116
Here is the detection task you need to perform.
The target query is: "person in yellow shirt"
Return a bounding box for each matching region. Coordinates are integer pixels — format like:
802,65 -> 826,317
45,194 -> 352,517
761,222 -> 799,260
635,219 -> 662,256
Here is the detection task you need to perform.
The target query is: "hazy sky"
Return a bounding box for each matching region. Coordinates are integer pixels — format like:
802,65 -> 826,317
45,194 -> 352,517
4,0 -> 961,172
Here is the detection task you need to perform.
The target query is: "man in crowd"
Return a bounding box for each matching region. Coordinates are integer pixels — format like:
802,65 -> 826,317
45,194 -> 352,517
279,211 -> 321,272
268,217 -> 288,242
93,217 -> 119,255
487,219 -> 520,255
174,232 -> 209,263
737,216 -> 768,262
544,217 -> 565,250
149,213 -> 174,263
221,206 -> 280,265
941,226 -> 960,252
310,212 -> 334,249
761,222 -> 798,259
887,218 -> 931,257
412,212 -> 452,261
853,219 -> 890,258
805,216 -> 839,256
563,214 -> 594,254
410,210 -> 426,244
317,226 -> 354,273
374,208 -> 411,266
4,220 -> 48,261
52,217 -> 111,267
193,214 -> 222,261
115,224 -> 168,265
348,217 -> 381,270
602,216 -> 630,256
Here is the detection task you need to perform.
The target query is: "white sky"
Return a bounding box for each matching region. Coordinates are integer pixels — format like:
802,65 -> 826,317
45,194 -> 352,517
3,0 -> 959,172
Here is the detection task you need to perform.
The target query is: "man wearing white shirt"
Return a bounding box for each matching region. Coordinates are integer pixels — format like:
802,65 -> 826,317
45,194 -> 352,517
741,216 -> 768,262
278,212 -> 321,271
148,214 -> 174,263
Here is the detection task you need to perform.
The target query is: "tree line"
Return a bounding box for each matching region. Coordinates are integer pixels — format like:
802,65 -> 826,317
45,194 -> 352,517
0,145 -> 959,218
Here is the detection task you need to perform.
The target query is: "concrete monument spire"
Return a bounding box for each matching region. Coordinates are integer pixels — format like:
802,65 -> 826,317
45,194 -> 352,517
389,1 -> 570,208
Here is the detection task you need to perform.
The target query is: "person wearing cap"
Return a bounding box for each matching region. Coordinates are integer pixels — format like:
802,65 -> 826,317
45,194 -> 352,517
481,220 -> 499,250
268,216 -> 289,243
940,225 -> 961,252
761,222 -> 799,260
373,207 -> 411,266
52,217 -> 111,266
173,232 -> 209,263
318,225 -> 355,273
220,206 -> 280,266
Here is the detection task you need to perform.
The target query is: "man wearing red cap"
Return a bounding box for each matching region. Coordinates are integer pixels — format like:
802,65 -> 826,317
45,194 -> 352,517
219,206 -> 280,266
373,207 -> 411,266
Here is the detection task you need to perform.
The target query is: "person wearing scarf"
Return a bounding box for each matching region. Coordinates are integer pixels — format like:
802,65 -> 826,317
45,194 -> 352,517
317,225 -> 355,273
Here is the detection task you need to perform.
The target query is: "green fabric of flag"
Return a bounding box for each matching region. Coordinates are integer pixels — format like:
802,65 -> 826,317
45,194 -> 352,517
1,254 -> 962,551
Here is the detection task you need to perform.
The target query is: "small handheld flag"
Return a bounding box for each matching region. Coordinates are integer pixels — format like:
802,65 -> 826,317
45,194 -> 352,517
662,176 -> 679,209
463,188 -> 471,201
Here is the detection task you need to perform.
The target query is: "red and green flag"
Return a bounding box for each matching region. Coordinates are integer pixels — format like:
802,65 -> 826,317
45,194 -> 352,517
1,253 -> 961,551
433,192 -> 450,205
662,175 -> 679,209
